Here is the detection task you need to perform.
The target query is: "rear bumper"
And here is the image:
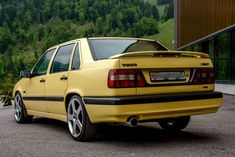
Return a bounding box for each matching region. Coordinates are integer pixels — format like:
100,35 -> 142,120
83,92 -> 223,123
83,92 -> 222,105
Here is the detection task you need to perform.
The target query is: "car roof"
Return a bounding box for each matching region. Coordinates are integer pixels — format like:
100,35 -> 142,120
46,37 -> 168,51
88,37 -> 155,41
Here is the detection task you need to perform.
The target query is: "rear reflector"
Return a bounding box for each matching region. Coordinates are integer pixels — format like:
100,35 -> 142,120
108,69 -> 147,88
191,68 -> 215,84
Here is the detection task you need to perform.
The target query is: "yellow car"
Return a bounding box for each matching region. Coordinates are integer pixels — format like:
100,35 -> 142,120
13,37 -> 223,141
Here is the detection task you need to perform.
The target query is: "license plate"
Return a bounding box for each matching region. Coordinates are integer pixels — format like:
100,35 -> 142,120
150,71 -> 186,82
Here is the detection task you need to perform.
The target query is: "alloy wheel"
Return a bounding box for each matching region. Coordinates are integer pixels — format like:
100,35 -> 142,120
67,97 -> 83,138
14,94 -> 22,122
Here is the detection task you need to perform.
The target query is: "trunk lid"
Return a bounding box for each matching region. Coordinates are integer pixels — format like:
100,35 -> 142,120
110,51 -> 214,95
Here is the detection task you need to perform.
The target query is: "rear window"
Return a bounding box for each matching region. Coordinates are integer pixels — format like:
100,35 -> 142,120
88,39 -> 168,60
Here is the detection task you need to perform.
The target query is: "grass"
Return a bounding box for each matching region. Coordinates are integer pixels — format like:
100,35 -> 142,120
145,18 -> 174,50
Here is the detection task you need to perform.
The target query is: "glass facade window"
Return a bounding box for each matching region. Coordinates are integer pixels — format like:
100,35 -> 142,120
231,30 -> 235,80
181,27 -> 235,83
192,43 -> 201,52
201,40 -> 210,54
184,46 -> 192,51
214,32 -> 230,80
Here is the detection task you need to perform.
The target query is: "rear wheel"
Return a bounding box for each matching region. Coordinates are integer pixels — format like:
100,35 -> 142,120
14,93 -> 32,123
67,95 -> 97,141
158,116 -> 190,132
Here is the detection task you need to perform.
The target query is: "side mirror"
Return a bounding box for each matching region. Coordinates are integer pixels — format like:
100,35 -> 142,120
20,70 -> 31,78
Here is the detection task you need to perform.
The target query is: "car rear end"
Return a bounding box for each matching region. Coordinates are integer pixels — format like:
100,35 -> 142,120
82,38 -> 223,124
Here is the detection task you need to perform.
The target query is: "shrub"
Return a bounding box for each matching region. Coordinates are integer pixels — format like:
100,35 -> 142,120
0,74 -> 14,106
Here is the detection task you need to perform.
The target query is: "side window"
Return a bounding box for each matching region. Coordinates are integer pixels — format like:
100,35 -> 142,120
51,44 -> 75,73
71,44 -> 81,70
32,49 -> 55,76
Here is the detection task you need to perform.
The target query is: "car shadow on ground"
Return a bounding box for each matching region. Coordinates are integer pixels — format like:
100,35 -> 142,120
96,124 -> 219,143
31,117 -> 219,144
32,117 -> 68,132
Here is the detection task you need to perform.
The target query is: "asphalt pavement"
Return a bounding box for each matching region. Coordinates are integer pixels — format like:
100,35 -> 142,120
0,95 -> 235,157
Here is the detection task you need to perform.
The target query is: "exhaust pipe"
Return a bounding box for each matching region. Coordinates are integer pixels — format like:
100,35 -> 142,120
129,116 -> 138,127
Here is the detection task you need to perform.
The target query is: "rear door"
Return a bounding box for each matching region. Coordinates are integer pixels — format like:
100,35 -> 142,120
45,43 -> 75,115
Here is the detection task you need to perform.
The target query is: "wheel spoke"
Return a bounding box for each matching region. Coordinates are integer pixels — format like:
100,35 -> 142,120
18,104 -> 21,111
72,121 -> 77,135
71,101 -> 76,113
77,120 -> 82,131
17,110 -> 20,118
68,114 -> 73,121
15,103 -> 18,110
14,95 -> 22,121
18,99 -> 20,105
16,97 -> 20,106
76,105 -> 82,115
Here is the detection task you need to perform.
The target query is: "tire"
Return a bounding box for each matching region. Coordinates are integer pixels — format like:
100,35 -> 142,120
158,116 -> 190,132
14,93 -> 32,123
67,95 -> 97,141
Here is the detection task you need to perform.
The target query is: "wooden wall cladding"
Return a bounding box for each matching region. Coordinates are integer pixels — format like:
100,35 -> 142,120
176,0 -> 235,48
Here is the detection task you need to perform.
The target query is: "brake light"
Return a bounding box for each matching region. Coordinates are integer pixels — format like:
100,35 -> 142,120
191,68 -> 215,84
108,69 -> 147,88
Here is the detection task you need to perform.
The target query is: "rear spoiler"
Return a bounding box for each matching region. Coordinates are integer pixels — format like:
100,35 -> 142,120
109,51 -> 209,59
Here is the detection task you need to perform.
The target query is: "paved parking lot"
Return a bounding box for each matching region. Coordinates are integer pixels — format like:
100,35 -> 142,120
0,94 -> 235,157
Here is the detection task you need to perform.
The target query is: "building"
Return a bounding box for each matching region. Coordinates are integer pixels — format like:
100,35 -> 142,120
174,0 -> 235,94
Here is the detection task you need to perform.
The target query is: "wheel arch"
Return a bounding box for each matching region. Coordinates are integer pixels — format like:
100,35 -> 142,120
13,79 -> 28,98
64,92 -> 83,112
15,90 -> 20,95
14,90 -> 23,98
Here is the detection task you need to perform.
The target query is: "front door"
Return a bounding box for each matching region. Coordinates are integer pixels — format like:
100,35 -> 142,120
45,43 -> 75,115
25,49 -> 55,112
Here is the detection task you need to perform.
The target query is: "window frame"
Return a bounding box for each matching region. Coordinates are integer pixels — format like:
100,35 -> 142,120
50,43 -> 76,74
71,42 -> 81,71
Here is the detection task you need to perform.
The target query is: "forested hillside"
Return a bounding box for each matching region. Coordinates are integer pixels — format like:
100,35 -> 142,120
0,0 -> 173,96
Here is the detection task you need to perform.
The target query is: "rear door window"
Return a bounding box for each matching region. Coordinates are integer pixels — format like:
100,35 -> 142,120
71,43 -> 81,70
50,44 -> 75,73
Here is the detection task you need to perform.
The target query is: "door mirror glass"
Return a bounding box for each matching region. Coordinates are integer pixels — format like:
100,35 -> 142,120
20,70 -> 31,78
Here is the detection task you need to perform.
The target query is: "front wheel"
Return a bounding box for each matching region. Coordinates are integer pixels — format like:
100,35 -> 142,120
158,116 -> 190,132
67,95 -> 97,141
14,93 -> 32,123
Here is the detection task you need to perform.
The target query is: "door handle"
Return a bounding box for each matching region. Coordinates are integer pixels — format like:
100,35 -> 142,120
60,75 -> 68,80
40,78 -> 45,83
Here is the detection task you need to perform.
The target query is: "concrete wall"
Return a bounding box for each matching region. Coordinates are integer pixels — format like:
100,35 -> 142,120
215,84 -> 235,95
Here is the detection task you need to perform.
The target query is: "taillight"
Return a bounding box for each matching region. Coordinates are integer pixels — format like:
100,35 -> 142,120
191,68 -> 215,84
108,69 -> 147,88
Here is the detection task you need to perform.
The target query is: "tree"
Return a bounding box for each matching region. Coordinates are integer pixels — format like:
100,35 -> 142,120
79,12 -> 85,24
0,27 -> 13,53
95,17 -> 103,35
0,73 -> 14,106
132,17 -> 159,37
164,2 -> 174,21
157,0 -> 173,5
38,24 -> 44,41
4,3 -> 16,24
151,6 -> 160,20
